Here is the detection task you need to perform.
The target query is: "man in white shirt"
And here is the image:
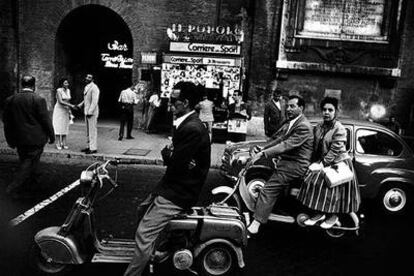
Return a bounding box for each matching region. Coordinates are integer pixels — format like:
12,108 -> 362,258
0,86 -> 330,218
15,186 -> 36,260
124,82 -> 210,276
118,85 -> 139,140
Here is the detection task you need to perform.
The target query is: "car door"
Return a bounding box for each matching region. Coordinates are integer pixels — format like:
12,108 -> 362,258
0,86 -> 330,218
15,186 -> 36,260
353,126 -> 405,198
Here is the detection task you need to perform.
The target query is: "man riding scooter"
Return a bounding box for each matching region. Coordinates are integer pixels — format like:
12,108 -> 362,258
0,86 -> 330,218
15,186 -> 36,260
247,94 -> 314,235
124,82 -> 211,276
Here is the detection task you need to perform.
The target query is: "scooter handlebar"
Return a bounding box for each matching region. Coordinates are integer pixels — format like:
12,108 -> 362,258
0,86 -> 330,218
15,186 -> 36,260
110,159 -> 142,165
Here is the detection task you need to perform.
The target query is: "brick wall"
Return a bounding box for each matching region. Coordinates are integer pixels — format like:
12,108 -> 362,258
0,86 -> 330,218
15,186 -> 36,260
0,0 -> 17,107
396,0 -> 414,134
16,0 -> 224,110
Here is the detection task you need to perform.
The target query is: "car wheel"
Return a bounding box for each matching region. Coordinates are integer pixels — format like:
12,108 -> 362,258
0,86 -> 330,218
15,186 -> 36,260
379,184 -> 411,214
196,243 -> 237,276
29,244 -> 72,275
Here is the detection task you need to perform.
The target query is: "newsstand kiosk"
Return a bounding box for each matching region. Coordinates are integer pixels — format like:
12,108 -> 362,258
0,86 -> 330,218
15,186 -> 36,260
160,26 -> 245,142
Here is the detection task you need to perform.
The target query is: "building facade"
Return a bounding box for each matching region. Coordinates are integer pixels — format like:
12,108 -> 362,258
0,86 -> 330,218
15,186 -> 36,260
1,0 -> 414,134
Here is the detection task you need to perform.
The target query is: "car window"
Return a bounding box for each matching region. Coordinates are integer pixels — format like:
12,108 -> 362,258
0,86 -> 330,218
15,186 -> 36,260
356,129 -> 403,156
345,128 -> 351,151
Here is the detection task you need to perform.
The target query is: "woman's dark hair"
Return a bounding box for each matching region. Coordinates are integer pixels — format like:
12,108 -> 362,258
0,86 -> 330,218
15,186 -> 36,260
320,97 -> 339,110
58,78 -> 69,88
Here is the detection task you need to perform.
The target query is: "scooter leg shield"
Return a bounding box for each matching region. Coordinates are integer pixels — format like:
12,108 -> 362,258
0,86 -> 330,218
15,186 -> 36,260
34,226 -> 86,264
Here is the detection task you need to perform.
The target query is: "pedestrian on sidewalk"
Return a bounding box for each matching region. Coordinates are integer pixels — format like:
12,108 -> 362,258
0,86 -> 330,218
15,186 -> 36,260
77,73 -> 100,154
124,82 -> 211,276
2,75 -> 55,198
52,78 -> 75,149
118,84 -> 139,140
196,93 -> 214,141
146,90 -> 161,133
264,87 -> 286,139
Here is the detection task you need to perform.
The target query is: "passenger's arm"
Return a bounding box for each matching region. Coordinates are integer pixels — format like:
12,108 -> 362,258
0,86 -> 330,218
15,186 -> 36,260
323,126 -> 347,165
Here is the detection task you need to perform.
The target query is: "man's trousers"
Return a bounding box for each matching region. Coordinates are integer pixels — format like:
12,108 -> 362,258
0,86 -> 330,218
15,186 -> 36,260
124,195 -> 183,276
6,145 -> 44,193
85,114 -> 98,151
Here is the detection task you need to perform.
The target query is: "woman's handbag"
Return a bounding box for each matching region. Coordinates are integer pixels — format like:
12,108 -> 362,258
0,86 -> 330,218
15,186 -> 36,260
323,161 -> 354,188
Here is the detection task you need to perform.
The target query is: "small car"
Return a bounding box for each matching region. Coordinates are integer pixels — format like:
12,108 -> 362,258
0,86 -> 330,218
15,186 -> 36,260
220,118 -> 414,215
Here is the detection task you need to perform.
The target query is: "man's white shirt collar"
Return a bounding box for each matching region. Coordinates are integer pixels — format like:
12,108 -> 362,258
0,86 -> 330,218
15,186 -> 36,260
272,99 -> 281,110
173,110 -> 196,128
287,114 -> 301,133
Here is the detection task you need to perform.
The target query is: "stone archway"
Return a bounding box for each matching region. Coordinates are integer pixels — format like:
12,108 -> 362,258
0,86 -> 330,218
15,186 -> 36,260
55,4 -> 133,119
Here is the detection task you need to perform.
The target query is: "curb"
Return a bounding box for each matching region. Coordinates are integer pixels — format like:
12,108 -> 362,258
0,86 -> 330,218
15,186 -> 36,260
0,148 -> 222,169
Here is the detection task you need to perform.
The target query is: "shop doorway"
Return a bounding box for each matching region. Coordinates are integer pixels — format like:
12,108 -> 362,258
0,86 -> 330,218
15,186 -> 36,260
55,5 -> 133,119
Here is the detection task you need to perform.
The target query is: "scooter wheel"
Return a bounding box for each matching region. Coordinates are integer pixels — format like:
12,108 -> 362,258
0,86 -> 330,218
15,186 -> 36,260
29,244 -> 72,275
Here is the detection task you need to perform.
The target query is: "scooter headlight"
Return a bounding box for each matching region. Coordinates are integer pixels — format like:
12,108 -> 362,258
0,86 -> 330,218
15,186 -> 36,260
173,249 -> 193,270
80,170 -> 94,184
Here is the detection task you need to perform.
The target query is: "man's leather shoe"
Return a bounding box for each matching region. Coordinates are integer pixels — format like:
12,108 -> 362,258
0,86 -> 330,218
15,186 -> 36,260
85,150 -> 97,154
126,136 -> 134,139
118,136 -> 123,141
81,148 -> 90,153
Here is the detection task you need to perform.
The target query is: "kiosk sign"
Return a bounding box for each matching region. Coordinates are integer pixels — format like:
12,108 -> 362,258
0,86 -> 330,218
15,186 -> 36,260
164,55 -> 241,66
169,42 -> 241,55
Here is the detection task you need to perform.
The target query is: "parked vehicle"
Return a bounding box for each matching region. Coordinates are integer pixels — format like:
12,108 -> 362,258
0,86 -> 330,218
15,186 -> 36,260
213,158 -> 363,239
220,118 -> 414,215
30,160 -> 248,276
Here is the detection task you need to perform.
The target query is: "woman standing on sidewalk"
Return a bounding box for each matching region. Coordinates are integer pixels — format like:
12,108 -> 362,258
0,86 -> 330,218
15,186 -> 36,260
52,78 -> 75,149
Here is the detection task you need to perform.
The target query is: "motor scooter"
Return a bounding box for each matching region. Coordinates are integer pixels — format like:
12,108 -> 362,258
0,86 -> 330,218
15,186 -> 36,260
30,159 -> 248,276
211,156 -> 363,239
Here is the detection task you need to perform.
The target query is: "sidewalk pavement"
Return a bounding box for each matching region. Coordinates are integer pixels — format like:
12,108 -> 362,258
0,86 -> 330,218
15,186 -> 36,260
0,118 -> 266,169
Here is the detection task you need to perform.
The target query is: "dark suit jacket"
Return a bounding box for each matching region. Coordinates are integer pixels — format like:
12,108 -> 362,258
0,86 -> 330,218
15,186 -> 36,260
262,114 -> 313,175
155,112 -> 211,209
264,99 -> 285,137
3,89 -> 54,148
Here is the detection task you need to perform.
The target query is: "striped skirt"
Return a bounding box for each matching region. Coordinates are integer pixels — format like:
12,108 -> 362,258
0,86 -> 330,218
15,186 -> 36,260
297,159 -> 361,213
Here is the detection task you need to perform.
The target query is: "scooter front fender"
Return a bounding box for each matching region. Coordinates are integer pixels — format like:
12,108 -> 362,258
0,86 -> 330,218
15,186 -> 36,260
34,226 -> 86,264
211,186 -> 234,197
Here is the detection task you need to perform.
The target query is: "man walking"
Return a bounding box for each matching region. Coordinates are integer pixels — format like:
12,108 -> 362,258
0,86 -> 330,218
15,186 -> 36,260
78,73 -> 100,154
118,84 -> 139,140
247,95 -> 313,234
3,75 -> 55,198
124,82 -> 211,276
264,88 -> 286,138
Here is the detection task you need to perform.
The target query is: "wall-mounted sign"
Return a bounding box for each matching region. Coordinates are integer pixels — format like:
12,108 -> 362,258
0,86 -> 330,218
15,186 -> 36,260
163,55 -> 242,66
169,42 -> 241,55
107,40 -> 128,51
167,24 -> 244,44
101,54 -> 133,69
324,89 -> 342,99
101,40 -> 133,69
141,52 -> 157,64
299,0 -> 387,41
171,24 -> 241,35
